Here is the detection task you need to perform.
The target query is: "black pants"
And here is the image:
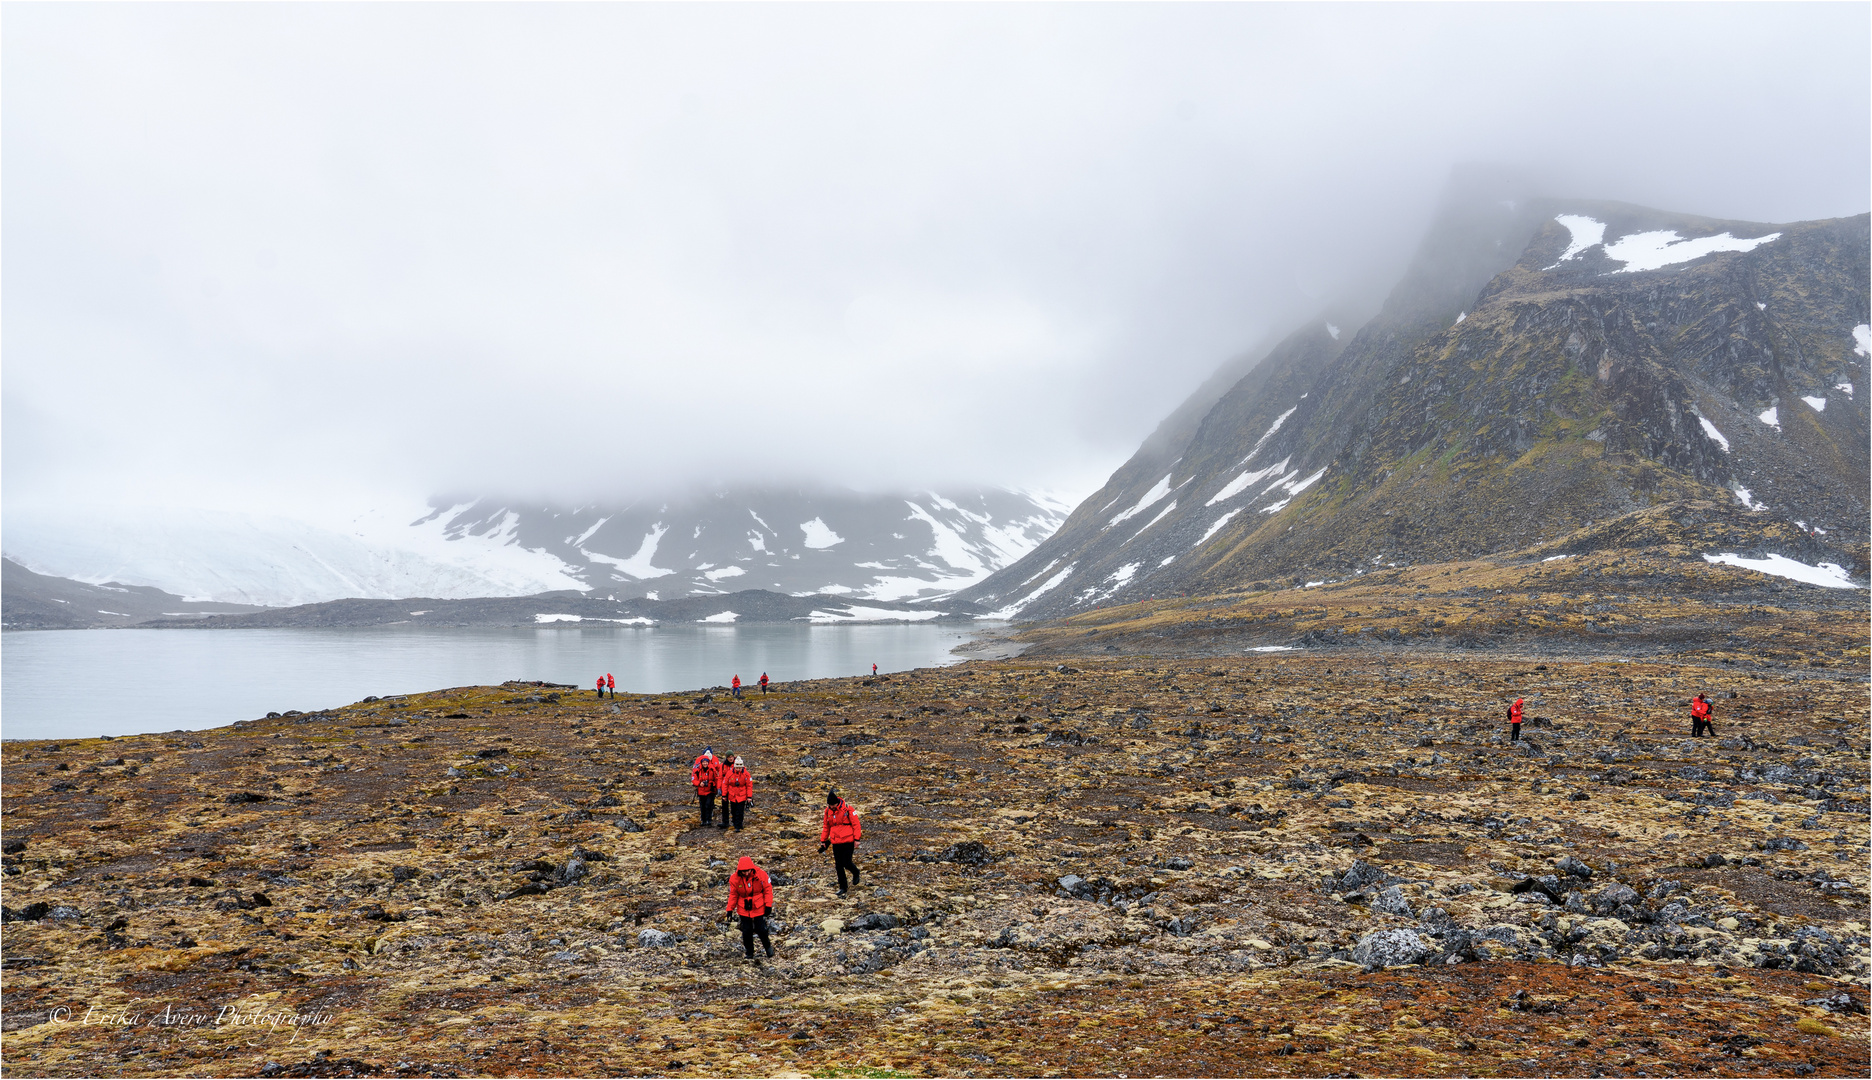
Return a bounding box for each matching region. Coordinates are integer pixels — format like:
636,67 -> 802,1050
1693,718 -> 1715,737
738,913 -> 773,958
1510,724 -> 1521,742
698,792 -> 716,824
724,800 -> 747,831
832,842 -> 860,892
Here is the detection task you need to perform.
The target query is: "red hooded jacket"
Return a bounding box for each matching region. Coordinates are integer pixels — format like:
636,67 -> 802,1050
1509,699 -> 1524,725
723,763 -> 753,803
1691,696 -> 1712,720
725,857 -> 773,918
820,800 -> 862,845
691,753 -> 722,794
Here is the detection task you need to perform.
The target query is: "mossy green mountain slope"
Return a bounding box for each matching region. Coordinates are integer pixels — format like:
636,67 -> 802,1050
962,197 -> 1868,618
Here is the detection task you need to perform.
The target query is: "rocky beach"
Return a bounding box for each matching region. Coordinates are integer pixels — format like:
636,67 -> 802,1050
2,629 -> 1866,1077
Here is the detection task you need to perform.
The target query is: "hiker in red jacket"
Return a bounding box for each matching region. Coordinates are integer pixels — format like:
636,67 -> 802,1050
723,856 -> 775,959
606,672 -> 615,697
691,749 -> 723,824
819,791 -> 863,896
731,675 -> 743,699
1691,694 -> 1716,738
721,756 -> 754,832
758,672 -> 769,695
595,675 -> 605,698
1508,698 -> 1524,743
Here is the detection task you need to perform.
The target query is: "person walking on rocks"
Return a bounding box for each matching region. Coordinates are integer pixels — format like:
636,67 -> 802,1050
606,672 -> 616,698
819,791 -> 862,896
691,749 -> 723,825
1508,697 -> 1524,743
722,756 -> 754,832
732,675 -> 743,699
758,672 -> 769,695
1691,693 -> 1716,738
596,675 -> 606,699
724,855 -> 775,960
871,663 -> 877,677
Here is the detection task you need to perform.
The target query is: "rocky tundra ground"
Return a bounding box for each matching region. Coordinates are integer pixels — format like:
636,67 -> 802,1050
1,652 -> 1867,1077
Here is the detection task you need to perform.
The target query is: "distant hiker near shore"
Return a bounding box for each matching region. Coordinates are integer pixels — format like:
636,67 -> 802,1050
1508,697 -> 1524,742
819,791 -> 862,897
596,675 -> 605,699
758,672 -> 769,695
731,675 -> 743,699
606,672 -> 615,698
1691,693 -> 1716,738
871,663 -> 878,677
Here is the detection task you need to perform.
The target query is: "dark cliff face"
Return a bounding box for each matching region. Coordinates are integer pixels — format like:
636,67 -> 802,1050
961,198 -> 1870,619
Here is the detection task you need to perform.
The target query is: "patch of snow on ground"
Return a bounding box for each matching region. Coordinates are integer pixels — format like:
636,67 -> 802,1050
1108,475 -> 1175,527
799,518 -> 845,549
571,516 -> 610,547
1303,580 -> 1325,588
1326,323 -> 1340,340
1208,459 -> 1290,506
1544,215 -> 1608,268
1757,406 -> 1779,430
979,563 -> 1075,620
903,502 -> 986,576
1455,311 -> 1466,324
1159,556 -> 1175,566
1259,467 -> 1328,514
1196,508 -> 1244,546
587,523 -> 675,580
748,532 -> 767,552
1696,415 -> 1731,452
1108,563 -> 1139,586
817,584 -> 856,595
1248,645 -> 1298,652
1542,554 -> 1569,562
1731,485 -> 1767,511
1801,395 -> 1827,412
699,611 -> 739,623
1602,229 -> 1781,273
1240,410 -> 1298,465
1853,325 -> 1870,357
535,613 -> 582,623
802,606 -> 943,623
1834,381 -> 1854,397
1125,501 -> 1177,543
1702,552 -> 1857,590
704,565 -> 747,581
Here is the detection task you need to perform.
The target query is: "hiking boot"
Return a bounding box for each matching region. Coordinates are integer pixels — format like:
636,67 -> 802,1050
851,868 -> 862,886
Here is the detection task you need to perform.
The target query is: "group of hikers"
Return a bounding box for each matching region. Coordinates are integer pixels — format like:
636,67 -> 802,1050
1507,692 -> 1718,741
691,745 -> 863,961
597,672 -> 775,699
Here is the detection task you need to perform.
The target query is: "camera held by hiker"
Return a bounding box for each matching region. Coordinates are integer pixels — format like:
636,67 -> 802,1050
1691,693 -> 1716,738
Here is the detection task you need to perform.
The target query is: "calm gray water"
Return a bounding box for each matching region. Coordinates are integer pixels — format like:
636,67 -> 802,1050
0,623 -> 990,741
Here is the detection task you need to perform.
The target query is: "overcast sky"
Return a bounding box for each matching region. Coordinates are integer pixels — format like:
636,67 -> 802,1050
6,2 -> 1867,521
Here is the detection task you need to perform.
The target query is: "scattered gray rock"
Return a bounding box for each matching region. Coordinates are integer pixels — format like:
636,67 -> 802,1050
1354,928 -> 1431,968
1555,855 -> 1594,879
636,929 -> 676,948
1372,885 -> 1415,919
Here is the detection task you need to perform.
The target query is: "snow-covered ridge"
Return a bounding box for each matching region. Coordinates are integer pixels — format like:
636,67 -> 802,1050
1542,214 -> 1781,274
1702,552 -> 1858,590
6,487 -> 1076,608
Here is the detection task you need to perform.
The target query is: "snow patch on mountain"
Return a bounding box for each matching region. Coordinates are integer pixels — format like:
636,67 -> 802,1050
1208,457 -> 1291,506
800,518 -> 845,549
1801,395 -> 1827,413
1757,406 -> 1780,430
1702,552 -> 1857,590
1695,415 -> 1730,452
1544,214 -> 1608,268
1603,228 -> 1781,273
1108,475 -> 1175,527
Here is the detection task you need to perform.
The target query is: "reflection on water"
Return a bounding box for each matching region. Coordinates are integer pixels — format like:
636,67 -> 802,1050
1,623 -> 989,741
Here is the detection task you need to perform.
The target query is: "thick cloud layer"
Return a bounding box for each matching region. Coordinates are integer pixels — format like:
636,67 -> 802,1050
5,3 -> 1866,520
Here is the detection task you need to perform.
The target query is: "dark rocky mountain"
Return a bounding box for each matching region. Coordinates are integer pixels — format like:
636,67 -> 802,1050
960,191 -> 1870,620
0,558 -> 264,630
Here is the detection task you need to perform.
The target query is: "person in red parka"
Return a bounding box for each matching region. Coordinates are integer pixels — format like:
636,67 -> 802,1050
596,675 -> 605,699
691,749 -> 723,825
758,672 -> 769,695
721,756 -> 754,832
1691,693 -> 1716,738
819,791 -> 863,896
723,855 -> 775,959
606,672 -> 615,697
1508,698 -> 1524,743
731,674 -> 743,699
